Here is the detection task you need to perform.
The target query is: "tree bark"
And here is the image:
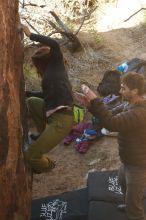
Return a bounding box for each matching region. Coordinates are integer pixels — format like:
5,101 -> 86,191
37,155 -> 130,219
0,1 -> 32,220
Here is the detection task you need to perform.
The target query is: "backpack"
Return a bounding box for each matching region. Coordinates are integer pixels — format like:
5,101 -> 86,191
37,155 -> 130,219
97,70 -> 121,96
127,58 -> 146,78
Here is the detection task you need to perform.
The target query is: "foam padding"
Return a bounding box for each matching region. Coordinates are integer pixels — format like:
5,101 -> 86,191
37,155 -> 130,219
87,170 -> 124,203
31,188 -> 88,220
89,201 -> 128,220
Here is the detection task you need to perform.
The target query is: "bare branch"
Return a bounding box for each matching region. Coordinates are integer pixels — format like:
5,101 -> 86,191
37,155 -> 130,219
85,5 -> 98,18
46,20 -> 69,41
124,8 -> 146,22
74,16 -> 86,35
50,11 -> 70,32
74,5 -> 98,35
47,20 -> 62,33
49,8 -> 95,37
19,1 -> 23,6
19,1 -> 46,8
48,31 -> 60,37
23,18 -> 40,34
46,18 -> 82,52
24,3 -> 46,8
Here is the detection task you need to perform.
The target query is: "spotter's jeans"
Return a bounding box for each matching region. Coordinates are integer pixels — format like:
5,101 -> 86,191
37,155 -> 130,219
118,164 -> 146,220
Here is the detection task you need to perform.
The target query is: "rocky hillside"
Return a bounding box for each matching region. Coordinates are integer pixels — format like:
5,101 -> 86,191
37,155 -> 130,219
22,0 -> 146,91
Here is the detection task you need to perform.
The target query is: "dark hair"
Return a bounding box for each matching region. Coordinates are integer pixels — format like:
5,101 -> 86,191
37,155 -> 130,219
122,72 -> 145,95
32,47 -> 50,76
97,70 -> 121,96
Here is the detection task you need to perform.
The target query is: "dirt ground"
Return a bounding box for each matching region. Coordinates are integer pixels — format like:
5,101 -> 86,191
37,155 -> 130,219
31,18 -> 146,199
33,136 -> 120,199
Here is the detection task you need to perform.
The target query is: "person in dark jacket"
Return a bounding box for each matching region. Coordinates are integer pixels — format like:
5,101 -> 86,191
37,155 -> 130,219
76,72 -> 146,220
22,25 -> 74,174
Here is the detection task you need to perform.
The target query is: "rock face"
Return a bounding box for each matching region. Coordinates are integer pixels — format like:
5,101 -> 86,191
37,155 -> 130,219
0,1 -> 32,220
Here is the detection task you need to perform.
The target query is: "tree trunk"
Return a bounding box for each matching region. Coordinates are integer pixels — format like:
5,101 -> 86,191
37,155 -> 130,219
0,1 -> 32,220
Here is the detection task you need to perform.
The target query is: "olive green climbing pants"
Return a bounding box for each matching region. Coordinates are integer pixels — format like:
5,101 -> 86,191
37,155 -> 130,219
24,97 -> 74,173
